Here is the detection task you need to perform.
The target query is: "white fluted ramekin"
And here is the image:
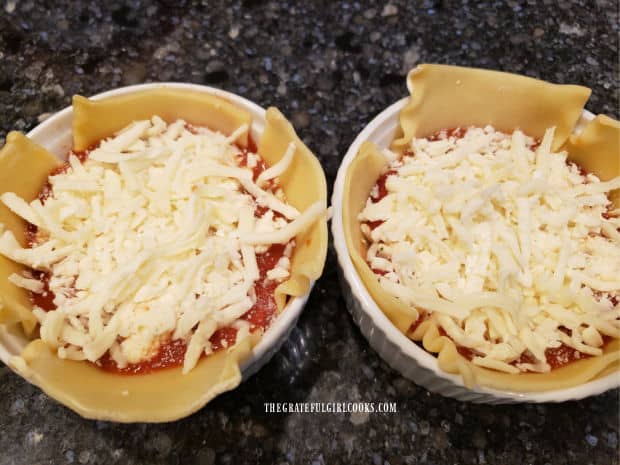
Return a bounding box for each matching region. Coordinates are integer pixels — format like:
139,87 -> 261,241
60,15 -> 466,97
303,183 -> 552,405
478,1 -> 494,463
332,98 -> 619,403
0,83 -> 312,385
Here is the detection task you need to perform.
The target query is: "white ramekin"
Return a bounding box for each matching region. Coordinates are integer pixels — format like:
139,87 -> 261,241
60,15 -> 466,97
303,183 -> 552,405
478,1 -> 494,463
332,97 -> 619,403
0,83 -> 312,386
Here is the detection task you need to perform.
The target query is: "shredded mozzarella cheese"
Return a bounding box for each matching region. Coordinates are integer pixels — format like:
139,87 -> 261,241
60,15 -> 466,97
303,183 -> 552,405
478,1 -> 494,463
359,126 -> 620,373
0,116 -> 324,373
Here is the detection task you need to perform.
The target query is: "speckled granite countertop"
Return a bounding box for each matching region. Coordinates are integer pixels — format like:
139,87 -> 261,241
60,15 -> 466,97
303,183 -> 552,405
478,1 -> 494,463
0,1 -> 619,464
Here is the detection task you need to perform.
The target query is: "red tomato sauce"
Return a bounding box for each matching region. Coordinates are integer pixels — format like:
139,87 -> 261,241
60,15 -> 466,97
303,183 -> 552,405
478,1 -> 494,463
37,149 -> 90,204
426,126 -> 541,149
544,344 -> 587,369
96,240 -> 288,374
371,169 -> 396,203
408,312 -> 428,334
24,223 -> 57,312
440,325 -> 609,371
427,127 -> 468,141
437,327 -> 481,360
28,271 -> 56,312
362,169 -> 397,233
26,133 -> 292,375
98,338 -> 188,375
238,150 -> 268,183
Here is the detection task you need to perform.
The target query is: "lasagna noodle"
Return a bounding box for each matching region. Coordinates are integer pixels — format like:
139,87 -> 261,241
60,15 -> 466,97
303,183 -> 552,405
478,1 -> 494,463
0,90 -> 328,422
11,337 -> 252,422
258,108 -> 328,310
565,115 -> 620,208
408,317 -> 620,392
72,88 -> 252,150
345,64 -> 620,392
0,132 -> 60,334
392,64 -> 591,152
343,141 -> 419,333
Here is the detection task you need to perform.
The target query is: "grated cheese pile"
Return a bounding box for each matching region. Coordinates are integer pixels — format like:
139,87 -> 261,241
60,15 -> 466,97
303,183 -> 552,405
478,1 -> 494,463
359,126 -> 620,374
0,117 -> 323,373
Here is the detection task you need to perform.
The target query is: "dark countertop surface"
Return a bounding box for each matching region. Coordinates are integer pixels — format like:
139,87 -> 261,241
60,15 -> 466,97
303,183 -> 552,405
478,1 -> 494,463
0,1 -> 619,464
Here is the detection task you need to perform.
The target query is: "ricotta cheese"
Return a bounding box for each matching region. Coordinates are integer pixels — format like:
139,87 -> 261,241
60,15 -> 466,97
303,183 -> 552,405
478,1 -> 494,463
0,116 -> 323,373
359,126 -> 620,373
